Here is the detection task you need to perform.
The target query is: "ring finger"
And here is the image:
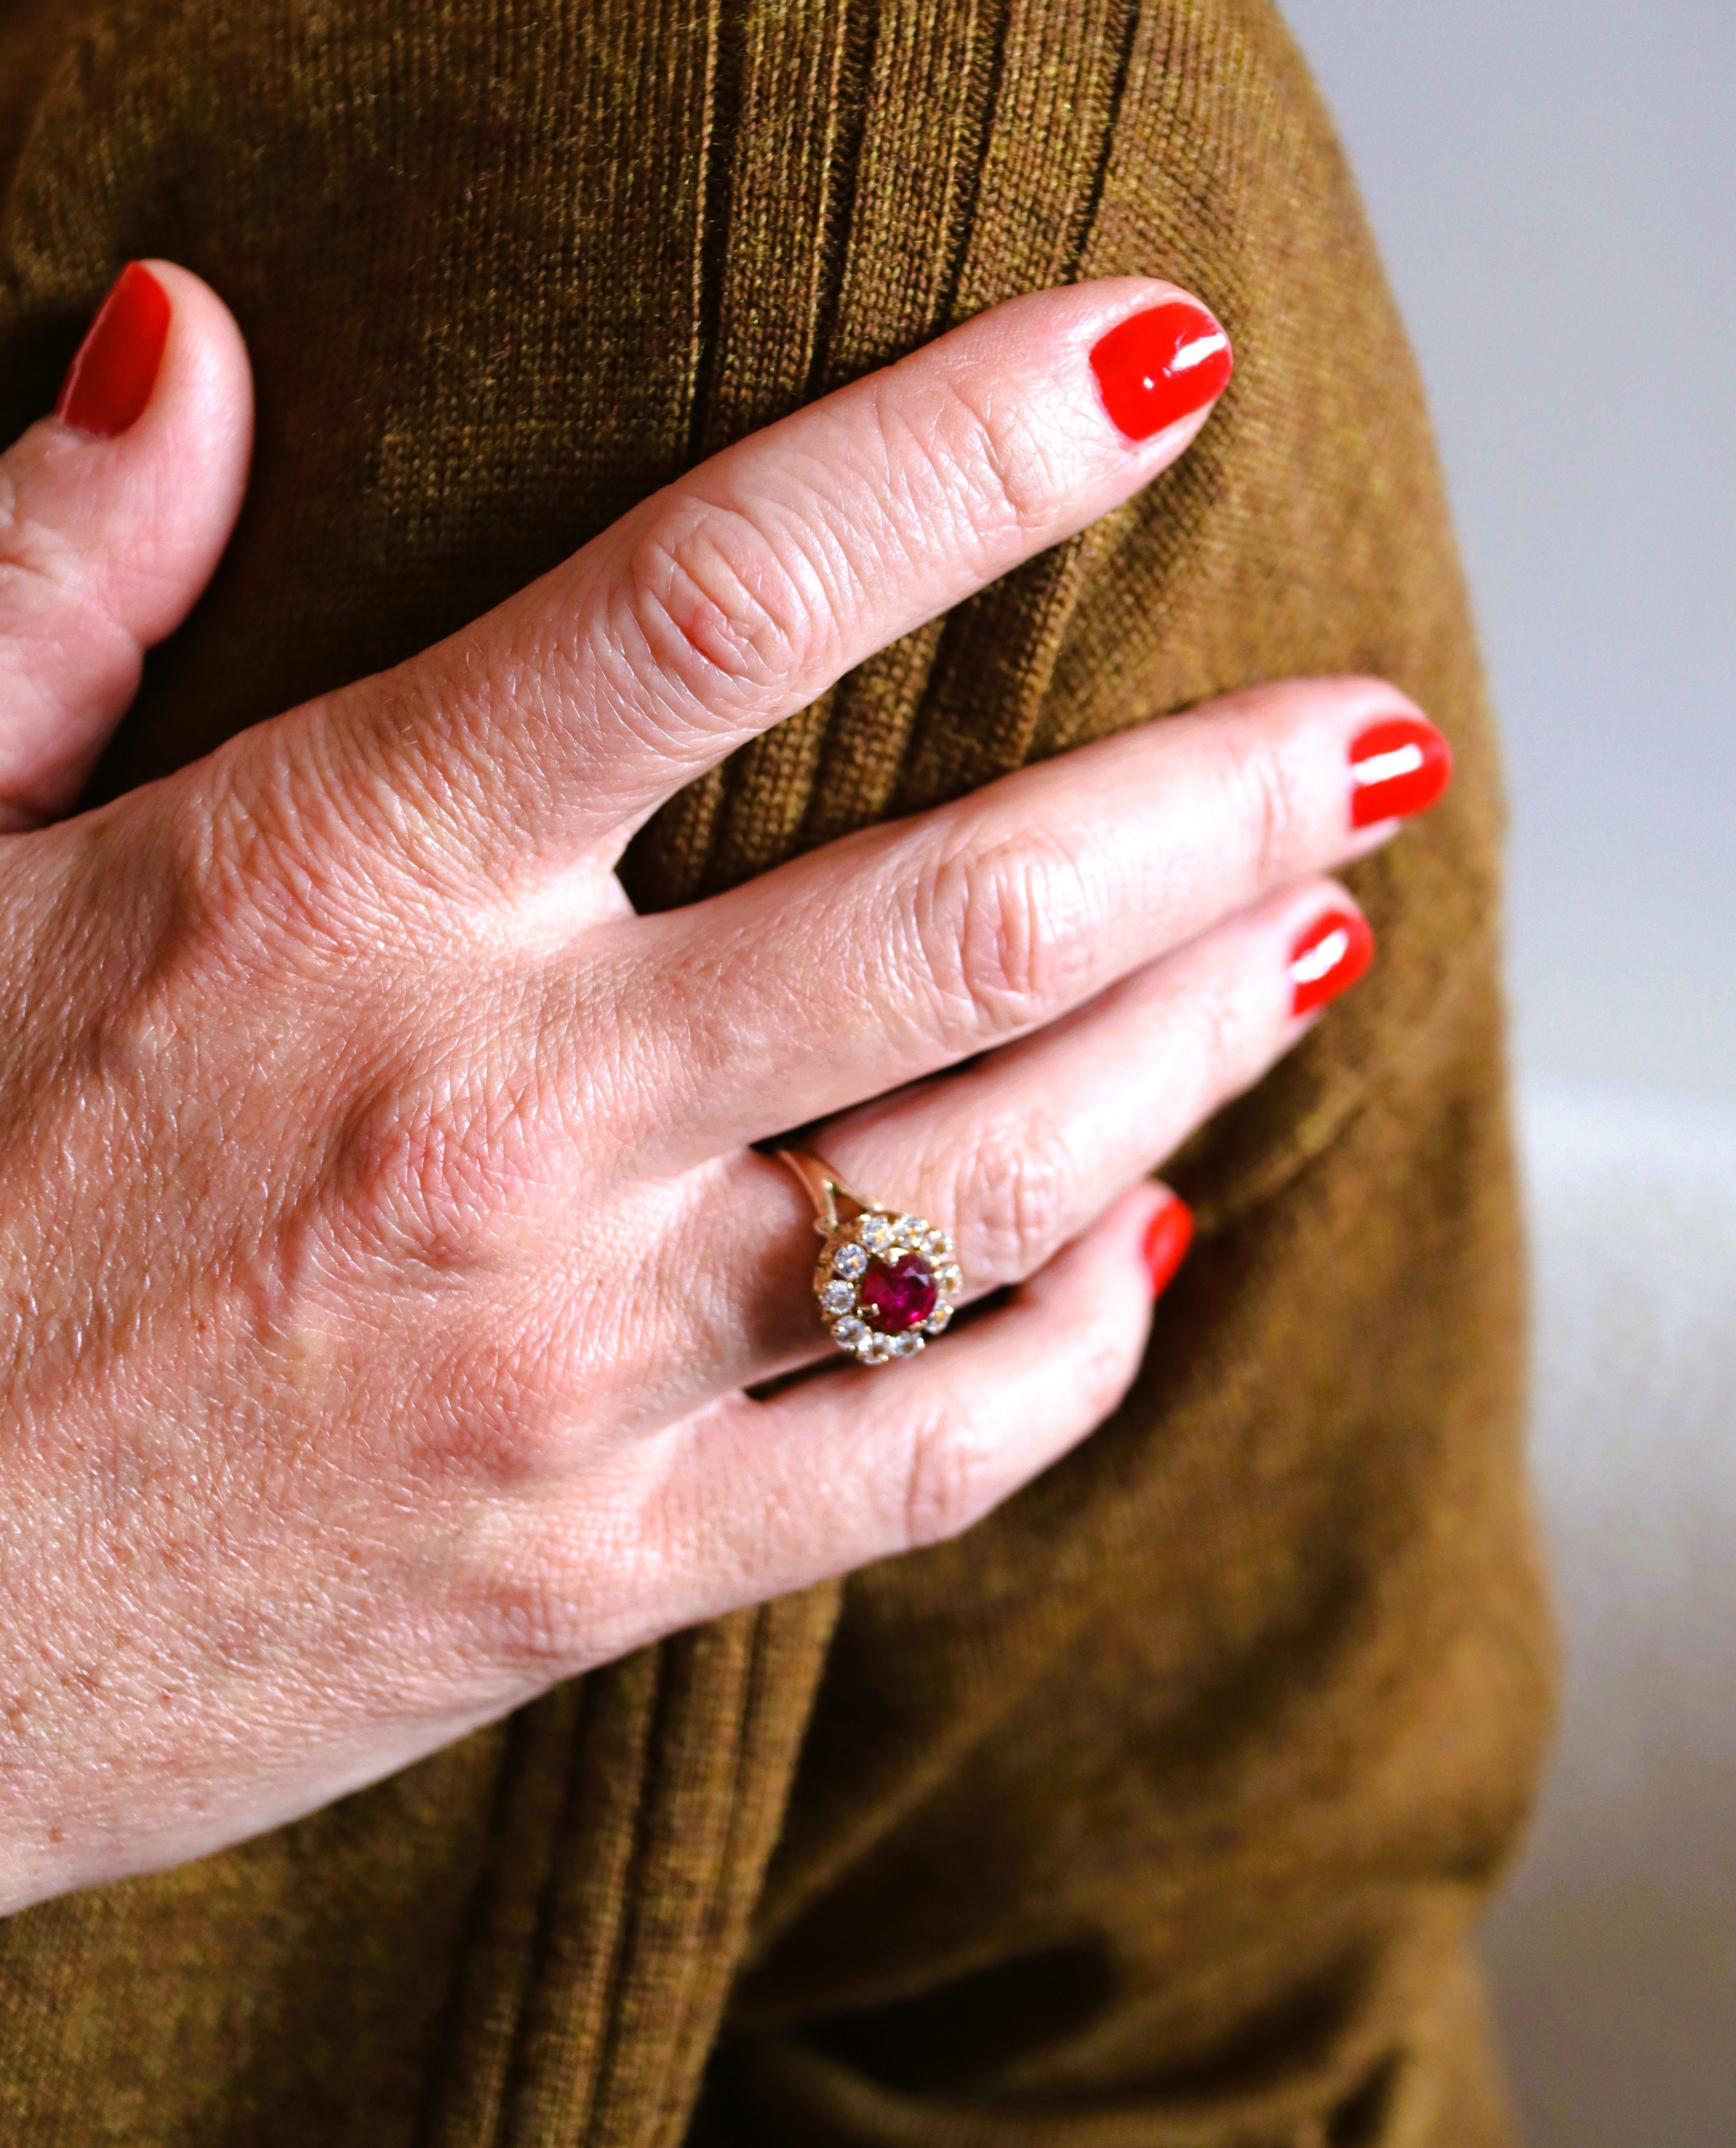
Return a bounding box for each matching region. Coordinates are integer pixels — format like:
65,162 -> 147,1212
652,872 -> 1372,1399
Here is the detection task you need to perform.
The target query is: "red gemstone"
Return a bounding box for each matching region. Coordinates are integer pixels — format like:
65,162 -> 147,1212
858,1252 -> 937,1334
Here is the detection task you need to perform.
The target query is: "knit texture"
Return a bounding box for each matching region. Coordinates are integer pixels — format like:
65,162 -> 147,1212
0,2 -> 1555,2142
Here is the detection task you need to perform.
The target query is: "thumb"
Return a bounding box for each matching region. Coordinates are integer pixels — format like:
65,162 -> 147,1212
0,259 -> 253,827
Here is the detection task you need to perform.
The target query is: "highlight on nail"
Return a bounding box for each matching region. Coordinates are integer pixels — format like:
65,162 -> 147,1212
1348,715 -> 1453,829
1289,907 -> 1375,1018
1088,300 -> 1234,443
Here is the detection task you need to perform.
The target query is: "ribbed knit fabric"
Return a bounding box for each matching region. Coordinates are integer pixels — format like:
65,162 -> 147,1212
0,3 -> 1555,2142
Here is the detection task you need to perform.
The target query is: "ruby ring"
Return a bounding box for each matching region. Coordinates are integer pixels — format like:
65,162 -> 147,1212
776,1148 -> 963,1366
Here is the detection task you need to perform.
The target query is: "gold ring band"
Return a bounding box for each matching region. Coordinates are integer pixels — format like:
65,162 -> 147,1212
776,1147 -> 963,1367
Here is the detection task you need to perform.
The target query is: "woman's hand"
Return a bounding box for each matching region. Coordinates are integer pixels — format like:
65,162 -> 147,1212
0,264 -> 1448,1914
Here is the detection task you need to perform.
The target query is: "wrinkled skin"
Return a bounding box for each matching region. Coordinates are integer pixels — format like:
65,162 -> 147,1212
0,265 -> 1437,1914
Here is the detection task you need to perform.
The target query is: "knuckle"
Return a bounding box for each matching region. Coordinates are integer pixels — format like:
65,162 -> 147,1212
949,1110 -> 1078,1284
452,1436 -> 666,1677
459,1516 -> 615,1677
411,1333 -> 586,1550
890,369 -> 1062,545
58,825 -> 248,1120
166,732 -> 397,973
0,475 -> 135,682
1175,967 -> 1257,1107
421,1330 -> 556,1492
894,1288 -> 1146,1553
908,830 -> 1095,1048
472,1554 -> 579,1672
1225,724 -> 1309,889
613,496 -> 837,715
321,1054 -> 544,1278
899,1400 -> 998,1549
0,469 -> 62,591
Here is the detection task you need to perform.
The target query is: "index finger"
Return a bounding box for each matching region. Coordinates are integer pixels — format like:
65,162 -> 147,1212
301,277 -> 1230,891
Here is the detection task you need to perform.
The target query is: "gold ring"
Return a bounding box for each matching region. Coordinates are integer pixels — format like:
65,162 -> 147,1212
776,1148 -> 963,1367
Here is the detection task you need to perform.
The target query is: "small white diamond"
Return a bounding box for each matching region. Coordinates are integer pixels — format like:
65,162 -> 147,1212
832,1242 -> 868,1280
922,1302 -> 953,1335
859,1338 -> 890,1364
889,1331 -> 922,1357
935,1262 -> 963,1295
821,1279 -> 855,1315
859,1213 -> 893,1252
923,1226 -> 952,1258
893,1212 -> 923,1243
832,1316 -> 868,1351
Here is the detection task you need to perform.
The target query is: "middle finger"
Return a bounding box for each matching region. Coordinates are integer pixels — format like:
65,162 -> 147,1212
590,675 -> 1446,1171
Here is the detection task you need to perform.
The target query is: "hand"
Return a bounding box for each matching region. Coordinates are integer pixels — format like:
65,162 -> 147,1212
0,263 -> 1448,1913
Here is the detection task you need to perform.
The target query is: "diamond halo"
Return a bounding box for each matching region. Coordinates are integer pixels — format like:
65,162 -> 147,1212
813,1207 -> 962,1366
776,1149 -> 965,1369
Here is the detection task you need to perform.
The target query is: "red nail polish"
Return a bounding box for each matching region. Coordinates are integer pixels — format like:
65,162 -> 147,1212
1289,908 -> 1374,1018
1089,301 -> 1233,442
1143,1199 -> 1195,1298
1349,716 -> 1453,829
55,262 -> 171,439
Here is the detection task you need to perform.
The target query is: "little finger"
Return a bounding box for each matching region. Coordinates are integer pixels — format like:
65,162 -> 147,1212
503,1181 -> 1176,1664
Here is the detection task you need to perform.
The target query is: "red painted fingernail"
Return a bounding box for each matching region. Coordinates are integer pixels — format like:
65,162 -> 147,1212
1143,1198 -> 1195,1298
1089,300 -> 1233,442
55,262 -> 171,439
1289,908 -> 1374,1018
1349,715 -> 1453,829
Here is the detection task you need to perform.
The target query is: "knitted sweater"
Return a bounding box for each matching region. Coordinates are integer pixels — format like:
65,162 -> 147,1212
0,3 -> 1554,2141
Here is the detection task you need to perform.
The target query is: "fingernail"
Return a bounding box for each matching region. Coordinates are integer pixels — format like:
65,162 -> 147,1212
1289,908 -> 1374,1018
55,262 -> 172,439
1143,1198 -> 1195,1298
1090,300 -> 1233,442
1349,715 -> 1453,829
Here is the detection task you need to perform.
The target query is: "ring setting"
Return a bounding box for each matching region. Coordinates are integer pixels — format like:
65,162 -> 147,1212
778,1150 -> 963,1366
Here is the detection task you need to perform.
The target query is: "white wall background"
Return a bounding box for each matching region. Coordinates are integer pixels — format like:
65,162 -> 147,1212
1276,7 -> 1736,2144
1282,0 -> 1736,1105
